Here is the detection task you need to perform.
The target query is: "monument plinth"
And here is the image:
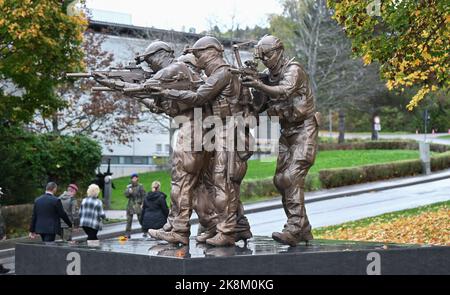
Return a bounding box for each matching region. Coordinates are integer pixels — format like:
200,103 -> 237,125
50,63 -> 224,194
15,236 -> 450,275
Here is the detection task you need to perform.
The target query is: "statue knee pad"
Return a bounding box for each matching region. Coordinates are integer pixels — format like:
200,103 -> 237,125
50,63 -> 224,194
273,171 -> 292,190
181,152 -> 203,174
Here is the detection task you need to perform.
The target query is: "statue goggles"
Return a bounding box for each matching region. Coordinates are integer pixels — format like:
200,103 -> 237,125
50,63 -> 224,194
254,44 -> 283,61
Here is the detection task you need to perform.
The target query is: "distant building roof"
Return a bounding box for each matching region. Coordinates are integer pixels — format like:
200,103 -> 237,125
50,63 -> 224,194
88,20 -> 253,49
89,9 -> 132,25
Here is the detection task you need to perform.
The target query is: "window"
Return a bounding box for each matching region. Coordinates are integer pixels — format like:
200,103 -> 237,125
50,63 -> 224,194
132,156 -> 148,165
101,156 -> 120,164
165,144 -> 170,152
156,144 -> 162,152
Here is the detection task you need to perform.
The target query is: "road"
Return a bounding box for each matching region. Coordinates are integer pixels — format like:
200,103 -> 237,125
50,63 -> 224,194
2,178 -> 449,274
245,178 -> 450,235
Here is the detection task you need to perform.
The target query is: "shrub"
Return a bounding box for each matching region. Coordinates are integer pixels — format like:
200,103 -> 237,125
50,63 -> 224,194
319,159 -> 425,189
431,151 -> 450,171
0,126 -> 102,205
318,140 -> 450,153
1,204 -> 33,236
240,174 -> 318,201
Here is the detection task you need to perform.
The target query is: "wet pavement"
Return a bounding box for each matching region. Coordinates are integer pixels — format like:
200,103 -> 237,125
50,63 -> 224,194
17,236 -> 424,260
247,178 -> 450,235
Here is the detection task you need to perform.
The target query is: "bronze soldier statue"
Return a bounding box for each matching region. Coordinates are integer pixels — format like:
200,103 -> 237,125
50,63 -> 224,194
94,39 -> 252,247
148,36 -> 253,247
242,35 -> 320,246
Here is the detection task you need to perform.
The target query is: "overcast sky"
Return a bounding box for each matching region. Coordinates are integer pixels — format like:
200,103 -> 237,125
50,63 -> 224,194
85,0 -> 283,32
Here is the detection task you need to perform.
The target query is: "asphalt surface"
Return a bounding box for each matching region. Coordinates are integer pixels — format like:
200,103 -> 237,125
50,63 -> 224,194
246,178 -> 450,236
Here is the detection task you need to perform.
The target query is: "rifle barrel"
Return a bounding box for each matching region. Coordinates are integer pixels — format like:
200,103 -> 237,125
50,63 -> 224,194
123,87 -> 145,93
92,87 -> 114,92
66,73 -> 92,78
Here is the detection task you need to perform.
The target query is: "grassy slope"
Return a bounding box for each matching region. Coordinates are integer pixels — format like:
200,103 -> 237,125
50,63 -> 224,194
109,149 -> 420,210
313,200 -> 450,245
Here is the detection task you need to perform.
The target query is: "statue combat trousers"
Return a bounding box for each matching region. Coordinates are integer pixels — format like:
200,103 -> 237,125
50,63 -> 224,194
273,116 -> 318,240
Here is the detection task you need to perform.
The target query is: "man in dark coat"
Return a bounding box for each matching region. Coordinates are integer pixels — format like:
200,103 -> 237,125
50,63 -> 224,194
29,182 -> 73,242
140,181 -> 169,232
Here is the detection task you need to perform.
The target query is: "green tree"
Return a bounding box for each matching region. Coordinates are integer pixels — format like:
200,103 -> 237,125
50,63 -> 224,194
0,0 -> 88,123
0,126 -> 102,205
269,0 -> 385,142
327,0 -> 449,110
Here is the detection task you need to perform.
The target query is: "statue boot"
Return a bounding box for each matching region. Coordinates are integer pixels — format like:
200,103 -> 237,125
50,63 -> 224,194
206,232 -> 235,247
148,229 -> 189,245
272,231 -> 312,247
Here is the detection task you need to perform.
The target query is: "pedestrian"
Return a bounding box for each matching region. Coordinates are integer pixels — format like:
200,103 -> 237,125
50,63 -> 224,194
0,187 -> 10,274
140,181 -> 169,235
58,184 -> 79,241
29,182 -> 73,242
79,184 -> 106,246
124,173 -> 145,238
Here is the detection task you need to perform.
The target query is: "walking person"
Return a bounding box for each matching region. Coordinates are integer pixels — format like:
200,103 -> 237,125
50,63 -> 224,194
140,181 -> 169,234
0,187 -> 10,274
79,184 -> 106,246
29,182 -> 73,242
124,173 -> 145,238
58,184 -> 79,241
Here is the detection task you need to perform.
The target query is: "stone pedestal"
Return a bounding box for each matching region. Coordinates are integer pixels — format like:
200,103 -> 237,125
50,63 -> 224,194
15,236 -> 449,275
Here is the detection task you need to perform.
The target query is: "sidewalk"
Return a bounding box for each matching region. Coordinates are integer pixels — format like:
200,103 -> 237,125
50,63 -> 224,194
1,168 -> 449,259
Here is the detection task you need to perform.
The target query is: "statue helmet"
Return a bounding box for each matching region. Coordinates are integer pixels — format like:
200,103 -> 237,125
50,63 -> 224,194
136,40 -> 174,60
254,35 -> 284,69
177,53 -> 198,68
186,36 -> 224,56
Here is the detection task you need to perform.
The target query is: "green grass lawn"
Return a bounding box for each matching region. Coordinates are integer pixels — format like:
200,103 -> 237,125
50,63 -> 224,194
437,134 -> 450,140
109,149 -> 420,210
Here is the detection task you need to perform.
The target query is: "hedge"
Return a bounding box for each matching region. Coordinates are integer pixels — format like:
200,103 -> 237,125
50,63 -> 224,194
240,173 -> 319,201
0,126 -> 102,205
241,141 -> 450,197
318,140 -> 450,153
319,151 -> 450,189
431,151 -> 450,171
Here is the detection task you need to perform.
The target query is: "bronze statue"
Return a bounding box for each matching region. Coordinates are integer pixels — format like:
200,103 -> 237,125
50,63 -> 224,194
242,35 -> 320,246
89,39 -> 252,247
147,36 -> 253,247
73,35 -> 317,248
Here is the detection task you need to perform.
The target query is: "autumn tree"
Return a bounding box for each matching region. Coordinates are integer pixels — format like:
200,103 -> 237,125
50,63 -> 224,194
0,0 -> 88,123
327,0 -> 449,110
29,31 -> 150,146
270,0 -> 385,142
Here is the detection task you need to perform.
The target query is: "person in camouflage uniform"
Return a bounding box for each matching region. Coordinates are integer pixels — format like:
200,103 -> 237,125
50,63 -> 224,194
58,184 -> 79,241
124,173 -> 146,238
